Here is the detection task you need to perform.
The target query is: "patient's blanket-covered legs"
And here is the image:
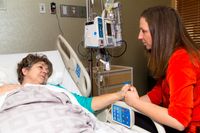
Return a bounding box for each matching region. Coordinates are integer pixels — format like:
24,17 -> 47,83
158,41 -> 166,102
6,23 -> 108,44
0,86 -> 133,133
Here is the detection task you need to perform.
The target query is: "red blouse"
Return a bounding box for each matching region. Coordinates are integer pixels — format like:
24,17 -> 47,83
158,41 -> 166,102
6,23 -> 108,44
148,48 -> 200,132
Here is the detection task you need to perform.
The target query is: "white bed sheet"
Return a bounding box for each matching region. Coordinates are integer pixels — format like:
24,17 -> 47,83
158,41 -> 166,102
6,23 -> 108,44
0,50 -> 81,95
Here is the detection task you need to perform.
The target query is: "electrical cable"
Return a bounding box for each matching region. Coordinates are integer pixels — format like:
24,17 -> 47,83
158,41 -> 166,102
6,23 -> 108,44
105,106 -> 112,122
55,12 -> 64,36
106,40 -> 127,58
77,40 -> 89,58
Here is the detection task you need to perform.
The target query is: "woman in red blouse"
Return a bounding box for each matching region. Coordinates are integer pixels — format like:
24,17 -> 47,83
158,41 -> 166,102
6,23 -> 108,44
124,6 -> 200,133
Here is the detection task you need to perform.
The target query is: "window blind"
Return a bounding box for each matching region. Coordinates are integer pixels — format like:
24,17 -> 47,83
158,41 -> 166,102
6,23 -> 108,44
175,0 -> 200,45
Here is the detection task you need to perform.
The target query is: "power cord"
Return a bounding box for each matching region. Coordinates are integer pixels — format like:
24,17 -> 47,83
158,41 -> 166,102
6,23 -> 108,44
55,12 -> 64,36
77,40 -> 89,58
106,40 -> 127,58
105,106 -> 112,123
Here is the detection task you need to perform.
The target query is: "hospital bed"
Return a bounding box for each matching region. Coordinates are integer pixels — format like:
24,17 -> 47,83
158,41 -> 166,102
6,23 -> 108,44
0,35 -> 165,133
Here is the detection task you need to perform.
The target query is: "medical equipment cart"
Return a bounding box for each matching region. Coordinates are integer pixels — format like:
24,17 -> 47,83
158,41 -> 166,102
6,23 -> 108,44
92,65 -> 133,96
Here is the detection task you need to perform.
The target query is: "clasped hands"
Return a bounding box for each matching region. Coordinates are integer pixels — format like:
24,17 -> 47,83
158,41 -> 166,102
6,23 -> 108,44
119,84 -> 140,106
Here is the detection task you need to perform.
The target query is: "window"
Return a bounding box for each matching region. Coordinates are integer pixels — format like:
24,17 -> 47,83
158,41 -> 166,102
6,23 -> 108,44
174,0 -> 200,45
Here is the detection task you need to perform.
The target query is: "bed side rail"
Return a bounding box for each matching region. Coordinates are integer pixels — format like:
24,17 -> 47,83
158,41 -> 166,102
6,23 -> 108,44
56,35 -> 91,97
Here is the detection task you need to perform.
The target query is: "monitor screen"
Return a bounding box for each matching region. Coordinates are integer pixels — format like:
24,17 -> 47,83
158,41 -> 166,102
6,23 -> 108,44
106,23 -> 112,36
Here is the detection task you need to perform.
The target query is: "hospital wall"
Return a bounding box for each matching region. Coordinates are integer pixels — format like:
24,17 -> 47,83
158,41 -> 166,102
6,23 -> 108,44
0,0 -> 85,54
113,0 -> 171,95
0,0 -> 170,95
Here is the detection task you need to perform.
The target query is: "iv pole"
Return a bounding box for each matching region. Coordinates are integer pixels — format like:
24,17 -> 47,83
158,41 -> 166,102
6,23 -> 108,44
86,0 -> 94,96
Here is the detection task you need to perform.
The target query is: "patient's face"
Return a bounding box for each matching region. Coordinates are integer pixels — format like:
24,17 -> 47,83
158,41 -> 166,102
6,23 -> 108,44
22,61 -> 49,85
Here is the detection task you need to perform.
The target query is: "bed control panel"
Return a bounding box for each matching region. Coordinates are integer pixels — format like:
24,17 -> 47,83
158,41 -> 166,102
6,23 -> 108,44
111,101 -> 134,128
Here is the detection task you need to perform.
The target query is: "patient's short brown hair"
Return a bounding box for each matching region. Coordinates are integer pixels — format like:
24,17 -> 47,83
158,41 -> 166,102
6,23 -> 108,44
17,54 -> 53,84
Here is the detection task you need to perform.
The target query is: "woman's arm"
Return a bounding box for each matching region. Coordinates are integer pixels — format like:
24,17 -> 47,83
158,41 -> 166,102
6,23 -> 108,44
140,94 -> 151,102
91,84 -> 131,111
124,87 -> 185,131
0,84 -> 22,95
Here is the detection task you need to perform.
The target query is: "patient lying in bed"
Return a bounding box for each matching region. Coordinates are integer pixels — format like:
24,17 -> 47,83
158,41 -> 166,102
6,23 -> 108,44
0,53 -> 133,133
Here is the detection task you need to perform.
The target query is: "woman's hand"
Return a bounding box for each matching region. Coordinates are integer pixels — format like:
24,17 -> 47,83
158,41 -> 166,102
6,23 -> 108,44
124,86 -> 139,106
117,84 -> 132,100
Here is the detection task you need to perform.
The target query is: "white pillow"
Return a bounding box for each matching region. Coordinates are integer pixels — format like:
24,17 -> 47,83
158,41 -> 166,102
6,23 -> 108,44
0,50 -> 65,85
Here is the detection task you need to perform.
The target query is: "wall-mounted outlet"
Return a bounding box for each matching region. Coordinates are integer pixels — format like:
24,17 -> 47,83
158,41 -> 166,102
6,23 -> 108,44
39,3 -> 46,14
50,2 -> 56,14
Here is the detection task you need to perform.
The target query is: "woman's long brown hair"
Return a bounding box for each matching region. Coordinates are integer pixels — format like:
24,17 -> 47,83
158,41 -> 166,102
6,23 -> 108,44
141,6 -> 200,79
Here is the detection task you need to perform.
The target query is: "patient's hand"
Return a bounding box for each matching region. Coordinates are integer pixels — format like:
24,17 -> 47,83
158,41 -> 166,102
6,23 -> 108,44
122,84 -> 135,91
0,84 -> 22,95
117,84 -> 132,100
